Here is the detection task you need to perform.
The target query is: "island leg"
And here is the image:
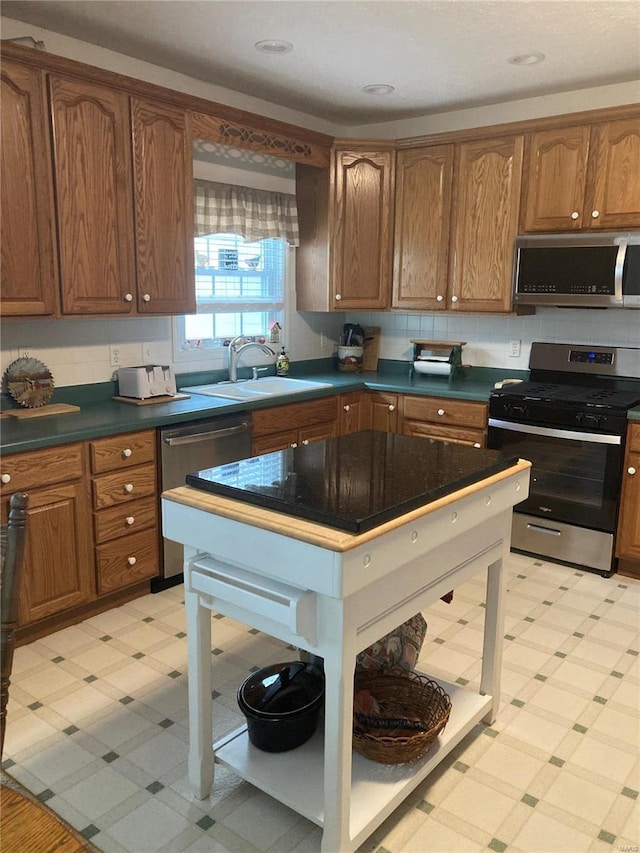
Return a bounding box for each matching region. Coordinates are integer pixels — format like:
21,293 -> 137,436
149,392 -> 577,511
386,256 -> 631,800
480,540 -> 508,724
319,598 -> 356,853
185,583 -> 214,799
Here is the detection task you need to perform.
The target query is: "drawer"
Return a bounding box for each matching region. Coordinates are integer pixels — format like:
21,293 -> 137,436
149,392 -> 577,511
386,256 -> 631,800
96,528 -> 159,594
92,462 -> 156,509
94,495 -> 158,544
402,395 -> 487,429
1,444 -> 83,494
402,420 -> 486,447
253,397 -> 339,437
90,430 -> 156,474
627,423 -> 640,453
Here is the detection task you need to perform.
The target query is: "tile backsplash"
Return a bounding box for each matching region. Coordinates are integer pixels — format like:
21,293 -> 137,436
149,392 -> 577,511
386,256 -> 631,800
1,308 -> 638,388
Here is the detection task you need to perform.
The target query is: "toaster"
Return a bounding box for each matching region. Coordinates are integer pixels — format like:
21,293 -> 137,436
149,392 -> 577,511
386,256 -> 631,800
117,365 -> 176,399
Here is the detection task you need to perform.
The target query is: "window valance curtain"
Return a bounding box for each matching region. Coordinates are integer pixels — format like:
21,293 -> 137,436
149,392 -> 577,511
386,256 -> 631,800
194,179 -> 299,247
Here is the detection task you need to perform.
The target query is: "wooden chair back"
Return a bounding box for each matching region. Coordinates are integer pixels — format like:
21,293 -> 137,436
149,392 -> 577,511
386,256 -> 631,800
1,493 -> 29,759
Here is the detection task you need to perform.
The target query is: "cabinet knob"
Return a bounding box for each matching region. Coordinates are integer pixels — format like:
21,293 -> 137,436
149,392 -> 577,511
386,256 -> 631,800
142,293 -> 151,302
126,516 -> 135,525
124,483 -> 134,493
388,404 -> 395,412
124,293 -> 134,302
591,210 -> 600,219
127,556 -> 137,566
1,473 -> 10,484
629,466 -> 637,476
343,404 -> 350,412
335,294 -> 342,301
451,295 -> 458,303
437,408 -> 445,416
571,211 -> 580,220
473,442 -> 482,448
122,448 -> 133,458
290,442 -> 298,448
436,295 -> 444,302
301,439 -> 310,445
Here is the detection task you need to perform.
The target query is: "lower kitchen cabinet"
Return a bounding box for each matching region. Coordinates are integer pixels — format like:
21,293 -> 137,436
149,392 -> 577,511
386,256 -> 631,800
616,423 -> 640,577
366,391 -> 399,432
0,444 -> 94,626
252,397 -> 340,454
89,430 -> 160,594
339,391 -> 368,434
400,395 -> 487,447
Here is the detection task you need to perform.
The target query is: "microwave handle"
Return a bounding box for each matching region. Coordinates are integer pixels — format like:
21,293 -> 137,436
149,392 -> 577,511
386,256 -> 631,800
614,240 -> 627,304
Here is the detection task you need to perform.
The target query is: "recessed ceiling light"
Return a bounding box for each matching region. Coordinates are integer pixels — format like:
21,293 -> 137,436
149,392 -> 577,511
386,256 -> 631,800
508,52 -> 545,65
255,39 -> 293,54
362,84 -> 395,96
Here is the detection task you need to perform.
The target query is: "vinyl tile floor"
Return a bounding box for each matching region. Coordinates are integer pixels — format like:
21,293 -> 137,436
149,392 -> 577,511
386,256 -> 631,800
2,553 -> 639,853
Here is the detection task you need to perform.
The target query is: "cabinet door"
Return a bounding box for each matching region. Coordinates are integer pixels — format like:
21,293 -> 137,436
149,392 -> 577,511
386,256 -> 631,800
49,75 -> 136,315
392,146 -> 453,310
1,60 -> 58,316
450,136 -> 524,313
587,118 -> 640,229
520,125 -> 590,232
367,392 -> 399,433
331,150 -> 394,310
252,429 -> 299,455
7,482 -> 94,626
300,420 -> 339,446
339,391 -> 368,434
616,426 -> 640,563
131,99 -> 196,315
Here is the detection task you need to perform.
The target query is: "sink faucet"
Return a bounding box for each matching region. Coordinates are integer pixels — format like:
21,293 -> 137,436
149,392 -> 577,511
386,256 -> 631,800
228,336 -> 276,382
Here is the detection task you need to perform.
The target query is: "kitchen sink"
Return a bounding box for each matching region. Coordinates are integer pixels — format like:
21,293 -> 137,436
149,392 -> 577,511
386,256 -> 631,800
180,376 -> 333,401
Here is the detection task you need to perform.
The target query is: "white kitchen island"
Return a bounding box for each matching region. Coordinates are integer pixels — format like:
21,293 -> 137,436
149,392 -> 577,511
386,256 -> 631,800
162,447 -> 530,853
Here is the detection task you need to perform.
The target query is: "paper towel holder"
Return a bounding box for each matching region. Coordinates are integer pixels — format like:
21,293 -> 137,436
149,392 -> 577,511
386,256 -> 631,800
410,340 -> 466,378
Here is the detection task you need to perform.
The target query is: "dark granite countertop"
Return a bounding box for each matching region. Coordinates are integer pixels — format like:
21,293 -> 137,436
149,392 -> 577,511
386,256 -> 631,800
1,361 -> 525,455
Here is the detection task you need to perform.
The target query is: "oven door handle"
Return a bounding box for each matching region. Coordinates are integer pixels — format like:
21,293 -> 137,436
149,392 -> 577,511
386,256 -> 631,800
488,419 -> 622,445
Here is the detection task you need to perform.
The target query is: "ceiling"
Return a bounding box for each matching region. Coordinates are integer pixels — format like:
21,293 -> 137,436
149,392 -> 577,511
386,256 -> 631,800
2,0 -> 640,126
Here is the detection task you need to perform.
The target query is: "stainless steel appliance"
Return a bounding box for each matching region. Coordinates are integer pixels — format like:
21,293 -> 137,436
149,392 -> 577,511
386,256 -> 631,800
488,343 -> 640,576
156,412 -> 252,588
513,232 -> 640,309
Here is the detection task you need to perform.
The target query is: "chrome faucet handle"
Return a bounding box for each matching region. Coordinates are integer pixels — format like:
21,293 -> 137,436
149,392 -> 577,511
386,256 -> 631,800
252,367 -> 269,380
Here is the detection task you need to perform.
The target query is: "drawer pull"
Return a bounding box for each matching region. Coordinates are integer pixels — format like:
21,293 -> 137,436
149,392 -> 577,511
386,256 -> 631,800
437,408 -> 445,416
122,448 -> 133,458
127,556 -> 137,565
126,516 -> 135,525
124,483 -> 134,493
1,474 -> 11,484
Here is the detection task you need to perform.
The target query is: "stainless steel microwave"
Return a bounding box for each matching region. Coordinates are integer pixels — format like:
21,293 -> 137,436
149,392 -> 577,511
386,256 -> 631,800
513,232 -> 640,309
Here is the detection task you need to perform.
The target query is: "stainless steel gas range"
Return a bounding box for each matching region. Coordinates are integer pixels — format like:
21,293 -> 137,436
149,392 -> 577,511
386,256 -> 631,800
488,342 -> 640,576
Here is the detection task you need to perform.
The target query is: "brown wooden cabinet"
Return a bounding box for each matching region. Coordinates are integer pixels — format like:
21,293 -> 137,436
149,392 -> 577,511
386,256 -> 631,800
400,395 -> 487,447
0,444 -> 94,626
131,98 -> 195,314
0,59 -> 58,317
366,392 -> 400,432
449,135 -> 524,313
49,74 -> 137,315
392,146 -> 453,311
252,397 -> 340,455
521,118 -> 640,232
616,423 -> 640,577
339,391 -> 368,434
89,430 -> 160,594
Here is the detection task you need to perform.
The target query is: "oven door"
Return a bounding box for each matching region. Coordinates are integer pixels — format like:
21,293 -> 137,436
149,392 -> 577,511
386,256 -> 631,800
487,419 -> 623,532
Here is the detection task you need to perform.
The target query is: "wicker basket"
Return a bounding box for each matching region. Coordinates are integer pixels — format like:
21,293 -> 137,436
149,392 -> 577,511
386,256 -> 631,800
353,671 -> 451,764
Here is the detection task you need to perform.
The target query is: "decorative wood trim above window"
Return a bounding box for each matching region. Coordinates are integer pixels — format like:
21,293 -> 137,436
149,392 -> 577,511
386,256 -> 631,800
192,112 -> 330,168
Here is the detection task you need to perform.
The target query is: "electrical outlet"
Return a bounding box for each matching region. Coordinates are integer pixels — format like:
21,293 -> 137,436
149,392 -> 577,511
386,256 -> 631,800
510,339 -> 521,358
110,345 -> 122,366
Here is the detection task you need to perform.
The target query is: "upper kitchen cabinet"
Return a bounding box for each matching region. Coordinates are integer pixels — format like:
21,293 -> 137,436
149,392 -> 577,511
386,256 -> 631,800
49,75 -> 137,315
449,135 -> 524,312
296,148 -> 394,311
131,99 -> 195,314
331,149 -> 395,310
392,145 -> 453,310
521,117 -> 640,232
1,60 -> 58,317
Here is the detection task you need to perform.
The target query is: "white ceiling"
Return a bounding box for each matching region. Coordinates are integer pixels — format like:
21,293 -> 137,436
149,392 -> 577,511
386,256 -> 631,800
2,0 -> 640,126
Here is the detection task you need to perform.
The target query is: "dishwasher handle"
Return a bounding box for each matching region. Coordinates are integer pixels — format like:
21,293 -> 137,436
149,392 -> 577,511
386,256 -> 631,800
163,422 -> 250,446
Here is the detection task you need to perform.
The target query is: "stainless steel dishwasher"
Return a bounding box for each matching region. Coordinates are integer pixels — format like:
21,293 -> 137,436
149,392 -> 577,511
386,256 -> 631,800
156,412 -> 252,589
